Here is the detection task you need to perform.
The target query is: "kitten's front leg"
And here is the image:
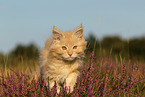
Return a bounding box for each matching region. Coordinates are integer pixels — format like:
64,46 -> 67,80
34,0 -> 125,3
66,71 -> 79,93
48,80 -> 61,94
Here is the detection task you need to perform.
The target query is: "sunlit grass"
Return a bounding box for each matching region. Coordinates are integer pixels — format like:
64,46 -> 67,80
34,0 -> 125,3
0,56 -> 39,76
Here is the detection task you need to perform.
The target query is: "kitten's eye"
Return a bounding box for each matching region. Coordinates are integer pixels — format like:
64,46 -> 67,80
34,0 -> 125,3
62,46 -> 67,50
73,45 -> 77,49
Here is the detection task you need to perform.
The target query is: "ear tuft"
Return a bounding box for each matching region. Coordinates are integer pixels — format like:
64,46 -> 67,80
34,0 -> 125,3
74,24 -> 83,39
52,26 -> 63,41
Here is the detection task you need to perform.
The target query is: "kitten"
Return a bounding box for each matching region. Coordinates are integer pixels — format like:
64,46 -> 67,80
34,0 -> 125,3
40,24 -> 86,93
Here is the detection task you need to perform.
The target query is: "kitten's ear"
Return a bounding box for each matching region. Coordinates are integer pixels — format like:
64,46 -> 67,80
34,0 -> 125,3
52,26 -> 63,41
73,24 -> 84,39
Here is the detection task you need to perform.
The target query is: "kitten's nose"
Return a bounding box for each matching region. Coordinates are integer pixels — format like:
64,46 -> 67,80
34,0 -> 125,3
68,50 -> 73,56
68,53 -> 72,56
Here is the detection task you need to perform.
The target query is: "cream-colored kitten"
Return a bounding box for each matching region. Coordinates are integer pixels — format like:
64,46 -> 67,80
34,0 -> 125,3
40,24 -> 86,93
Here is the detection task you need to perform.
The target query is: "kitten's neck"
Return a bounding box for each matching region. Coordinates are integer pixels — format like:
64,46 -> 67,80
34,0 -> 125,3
54,57 -> 78,64
63,58 -> 78,64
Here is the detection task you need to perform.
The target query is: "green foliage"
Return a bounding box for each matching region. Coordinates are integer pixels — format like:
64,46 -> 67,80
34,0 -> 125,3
9,44 -> 39,60
86,34 -> 99,56
101,36 -> 126,54
0,53 -> 4,60
129,38 -> 145,59
86,34 -> 145,60
0,53 -> 5,66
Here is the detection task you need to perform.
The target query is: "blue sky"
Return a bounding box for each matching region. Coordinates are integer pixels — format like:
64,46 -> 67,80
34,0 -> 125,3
0,0 -> 145,53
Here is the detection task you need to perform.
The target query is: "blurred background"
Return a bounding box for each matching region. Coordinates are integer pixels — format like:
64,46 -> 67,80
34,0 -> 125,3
0,0 -> 145,60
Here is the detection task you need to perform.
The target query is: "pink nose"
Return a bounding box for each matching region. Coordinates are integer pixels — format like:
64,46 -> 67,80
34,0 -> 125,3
68,53 -> 72,56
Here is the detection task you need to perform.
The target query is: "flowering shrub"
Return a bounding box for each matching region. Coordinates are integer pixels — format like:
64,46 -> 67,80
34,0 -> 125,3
0,52 -> 145,96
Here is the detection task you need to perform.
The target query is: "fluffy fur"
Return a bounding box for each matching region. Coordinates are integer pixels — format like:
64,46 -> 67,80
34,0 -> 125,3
38,24 -> 86,93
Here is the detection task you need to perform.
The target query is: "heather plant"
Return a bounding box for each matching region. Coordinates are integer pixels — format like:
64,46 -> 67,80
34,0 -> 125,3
0,52 -> 145,96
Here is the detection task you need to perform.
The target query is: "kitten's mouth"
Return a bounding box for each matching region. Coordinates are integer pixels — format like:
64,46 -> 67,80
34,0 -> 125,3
63,57 -> 76,61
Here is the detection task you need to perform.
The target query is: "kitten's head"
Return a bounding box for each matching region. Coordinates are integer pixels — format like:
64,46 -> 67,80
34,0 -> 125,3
51,24 -> 87,61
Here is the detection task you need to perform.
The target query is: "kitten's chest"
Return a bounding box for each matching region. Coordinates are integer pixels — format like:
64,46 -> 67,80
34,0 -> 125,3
52,61 -> 80,77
